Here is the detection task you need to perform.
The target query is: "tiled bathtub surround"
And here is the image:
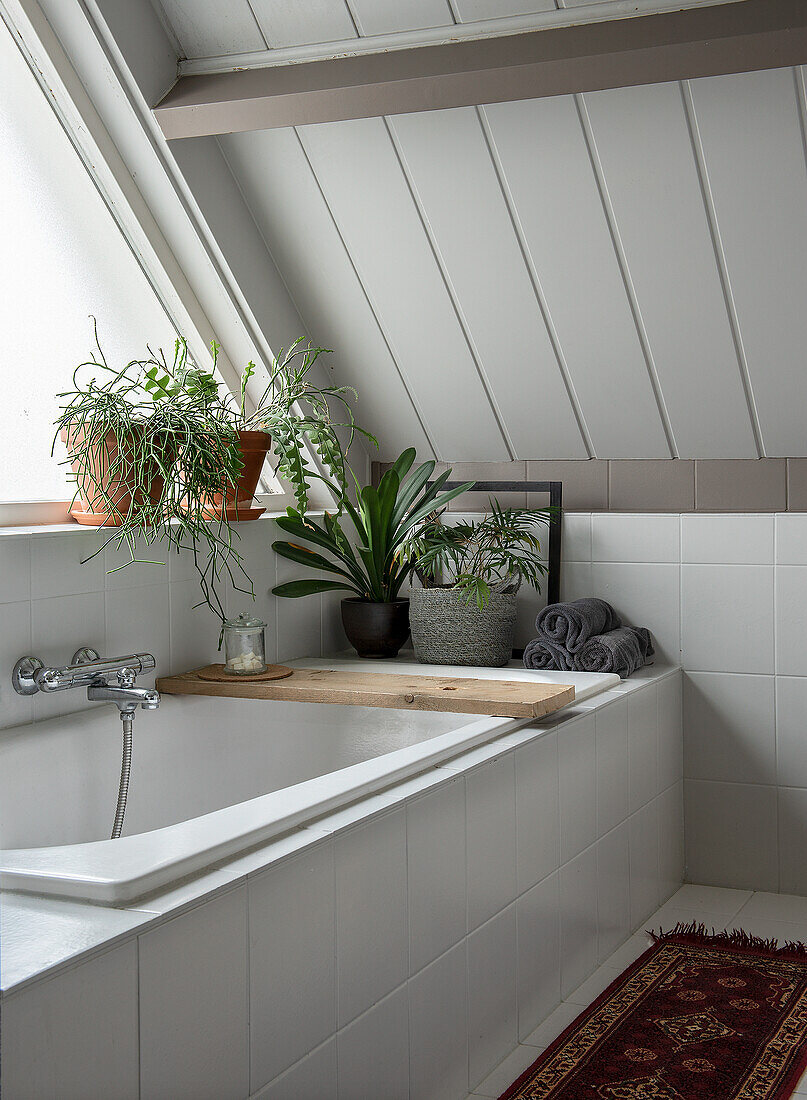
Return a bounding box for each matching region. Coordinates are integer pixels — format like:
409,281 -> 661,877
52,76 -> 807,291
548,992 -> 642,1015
550,510 -> 807,896
0,518 -> 337,733
0,669 -> 681,1099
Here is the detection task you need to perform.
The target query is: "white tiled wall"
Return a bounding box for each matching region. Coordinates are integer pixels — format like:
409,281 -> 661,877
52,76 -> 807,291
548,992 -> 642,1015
0,518 -> 342,735
1,673 -> 681,1099
554,512 -> 807,896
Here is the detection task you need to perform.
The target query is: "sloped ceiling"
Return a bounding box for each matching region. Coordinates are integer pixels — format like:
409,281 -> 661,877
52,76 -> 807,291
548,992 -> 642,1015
153,2 -> 807,461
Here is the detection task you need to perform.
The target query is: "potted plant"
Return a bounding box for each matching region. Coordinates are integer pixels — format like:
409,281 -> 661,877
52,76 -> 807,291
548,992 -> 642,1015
271,449 -> 473,658
404,501 -> 554,666
57,328 -> 369,635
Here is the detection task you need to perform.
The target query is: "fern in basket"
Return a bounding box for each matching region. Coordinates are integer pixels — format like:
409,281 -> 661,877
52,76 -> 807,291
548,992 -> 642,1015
404,500 -> 554,608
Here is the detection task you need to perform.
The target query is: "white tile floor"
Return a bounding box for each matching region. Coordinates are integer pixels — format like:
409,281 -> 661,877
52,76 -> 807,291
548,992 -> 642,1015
467,884 -> 807,1099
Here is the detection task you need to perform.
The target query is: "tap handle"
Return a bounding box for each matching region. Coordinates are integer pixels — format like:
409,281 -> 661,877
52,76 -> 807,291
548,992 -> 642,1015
12,657 -> 44,696
71,647 -> 101,666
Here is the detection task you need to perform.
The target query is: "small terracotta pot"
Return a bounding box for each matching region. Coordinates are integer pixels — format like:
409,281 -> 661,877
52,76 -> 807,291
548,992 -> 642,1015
200,429 -> 271,521
61,424 -> 172,527
341,598 -> 410,659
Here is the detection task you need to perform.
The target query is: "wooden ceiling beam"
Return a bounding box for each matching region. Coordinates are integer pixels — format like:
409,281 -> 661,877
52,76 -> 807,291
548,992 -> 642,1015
154,0 -> 807,139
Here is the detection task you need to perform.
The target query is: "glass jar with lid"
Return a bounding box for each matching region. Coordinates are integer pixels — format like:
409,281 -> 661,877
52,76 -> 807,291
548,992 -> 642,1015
223,613 -> 267,675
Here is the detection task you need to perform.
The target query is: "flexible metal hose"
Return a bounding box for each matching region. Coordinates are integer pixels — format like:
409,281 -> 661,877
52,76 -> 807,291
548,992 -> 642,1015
111,713 -> 133,840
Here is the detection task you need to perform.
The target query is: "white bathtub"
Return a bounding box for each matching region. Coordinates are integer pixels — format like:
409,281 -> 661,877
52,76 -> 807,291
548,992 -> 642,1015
0,660 -> 618,904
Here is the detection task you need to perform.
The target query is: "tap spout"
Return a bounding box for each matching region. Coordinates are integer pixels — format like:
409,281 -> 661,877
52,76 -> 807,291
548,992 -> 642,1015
87,683 -> 160,713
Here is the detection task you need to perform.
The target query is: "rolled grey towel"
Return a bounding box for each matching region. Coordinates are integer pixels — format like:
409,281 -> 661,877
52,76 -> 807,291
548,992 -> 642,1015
523,636 -> 573,672
572,626 -> 654,678
536,598 -> 621,654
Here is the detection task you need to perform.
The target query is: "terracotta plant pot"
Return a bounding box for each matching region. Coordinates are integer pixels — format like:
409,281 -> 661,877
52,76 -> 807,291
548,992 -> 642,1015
200,429 -> 271,521
61,424 -> 172,527
341,598 -> 410,659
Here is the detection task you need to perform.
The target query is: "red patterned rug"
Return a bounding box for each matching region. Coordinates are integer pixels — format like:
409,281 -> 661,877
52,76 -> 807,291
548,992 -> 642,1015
500,925 -> 807,1099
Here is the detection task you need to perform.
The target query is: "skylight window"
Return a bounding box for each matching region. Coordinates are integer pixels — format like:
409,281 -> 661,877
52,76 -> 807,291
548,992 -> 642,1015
0,15 -> 176,508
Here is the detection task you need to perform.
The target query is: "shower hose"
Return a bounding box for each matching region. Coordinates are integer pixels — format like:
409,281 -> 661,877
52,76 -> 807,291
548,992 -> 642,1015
111,712 -> 133,840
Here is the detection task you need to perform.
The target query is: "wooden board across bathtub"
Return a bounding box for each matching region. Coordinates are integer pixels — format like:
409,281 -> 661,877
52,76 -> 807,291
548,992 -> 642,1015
156,667 -> 575,719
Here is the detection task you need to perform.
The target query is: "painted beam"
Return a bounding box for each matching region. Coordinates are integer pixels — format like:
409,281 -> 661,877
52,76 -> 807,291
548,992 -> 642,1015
154,0 -> 807,139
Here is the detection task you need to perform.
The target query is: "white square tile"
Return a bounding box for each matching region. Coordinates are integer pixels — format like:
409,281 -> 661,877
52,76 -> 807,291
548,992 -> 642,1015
739,891 -> 807,924
657,783 -> 685,905
683,672 -> 775,784
468,905 -> 518,1089
30,591 -> 105,720
515,733 -> 560,893
682,514 -> 773,565
516,871 -> 561,1040
521,1001 -> 581,1049
138,886 -> 248,1100
628,686 -> 659,812
562,514 -> 592,562
565,962 -> 623,1006
0,535 -> 30,603
657,674 -> 683,792
473,1043 -> 542,1098
105,582 -> 170,688
776,514 -> 807,566
592,513 -> 679,563
629,800 -> 660,929
337,985 -> 409,1100
250,843 -> 336,1090
726,913 -> 807,944
559,845 -> 598,999
595,698 -> 629,836
409,942 -> 468,1100
558,716 -> 596,863
560,561 -> 592,603
408,777 -> 466,973
681,564 -> 773,674
776,567 -> 807,676
335,809 -> 408,1026
779,787 -> 807,896
466,755 -> 517,931
590,562 -> 680,664
30,530 -> 105,599
168,577 -> 223,674
596,821 -> 631,963
255,1039 -> 337,1100
0,941 -> 139,1099
275,551 -> 322,660
776,677 -> 807,786
601,931 -> 654,972
0,601 -> 33,729
684,779 -> 778,892
104,533 -> 168,588
665,885 -> 752,916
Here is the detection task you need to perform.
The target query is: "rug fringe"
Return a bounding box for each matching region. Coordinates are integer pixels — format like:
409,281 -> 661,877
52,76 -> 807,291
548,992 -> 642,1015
650,920 -> 807,959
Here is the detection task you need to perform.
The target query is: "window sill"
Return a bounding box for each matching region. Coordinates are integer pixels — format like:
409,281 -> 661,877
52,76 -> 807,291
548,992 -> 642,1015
0,509 -> 313,540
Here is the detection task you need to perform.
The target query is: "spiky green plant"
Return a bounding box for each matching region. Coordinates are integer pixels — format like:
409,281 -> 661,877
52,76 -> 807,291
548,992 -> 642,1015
271,449 -> 473,603
403,499 -> 554,608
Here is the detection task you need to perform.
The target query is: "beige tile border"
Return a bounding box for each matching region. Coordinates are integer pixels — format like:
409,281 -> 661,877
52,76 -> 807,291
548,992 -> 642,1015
371,458 -> 803,511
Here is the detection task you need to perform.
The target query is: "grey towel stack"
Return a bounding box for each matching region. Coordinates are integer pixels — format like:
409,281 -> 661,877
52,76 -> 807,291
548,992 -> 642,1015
523,597 -> 654,678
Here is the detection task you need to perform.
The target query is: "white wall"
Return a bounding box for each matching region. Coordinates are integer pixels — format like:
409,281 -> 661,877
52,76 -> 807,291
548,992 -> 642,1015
552,511 -> 807,896
0,520 -> 339,736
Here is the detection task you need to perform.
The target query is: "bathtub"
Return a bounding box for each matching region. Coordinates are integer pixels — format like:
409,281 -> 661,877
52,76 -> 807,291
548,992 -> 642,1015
0,660 -> 618,905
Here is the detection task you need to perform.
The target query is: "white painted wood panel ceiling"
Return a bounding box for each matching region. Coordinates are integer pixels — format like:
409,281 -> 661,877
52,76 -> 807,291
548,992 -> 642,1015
215,66 -> 807,460
153,0 -> 737,60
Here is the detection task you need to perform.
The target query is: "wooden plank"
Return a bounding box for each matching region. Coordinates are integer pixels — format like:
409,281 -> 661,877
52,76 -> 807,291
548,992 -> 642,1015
156,667 -> 575,718
153,0 -> 807,139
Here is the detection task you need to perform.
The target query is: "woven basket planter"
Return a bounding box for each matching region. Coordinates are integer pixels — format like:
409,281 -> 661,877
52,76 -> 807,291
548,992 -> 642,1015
409,586 -> 517,667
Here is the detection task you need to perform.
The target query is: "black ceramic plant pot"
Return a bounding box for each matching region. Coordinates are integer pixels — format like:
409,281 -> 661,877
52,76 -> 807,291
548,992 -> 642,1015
341,598 -> 410,659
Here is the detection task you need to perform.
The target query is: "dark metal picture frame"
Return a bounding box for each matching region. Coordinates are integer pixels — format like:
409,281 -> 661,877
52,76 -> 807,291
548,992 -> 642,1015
435,481 -> 563,606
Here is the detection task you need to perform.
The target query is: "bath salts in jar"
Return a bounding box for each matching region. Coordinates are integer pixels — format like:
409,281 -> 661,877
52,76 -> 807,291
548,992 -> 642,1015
224,613 -> 267,675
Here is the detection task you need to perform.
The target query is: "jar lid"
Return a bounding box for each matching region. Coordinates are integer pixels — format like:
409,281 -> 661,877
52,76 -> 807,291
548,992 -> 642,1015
224,612 -> 266,631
